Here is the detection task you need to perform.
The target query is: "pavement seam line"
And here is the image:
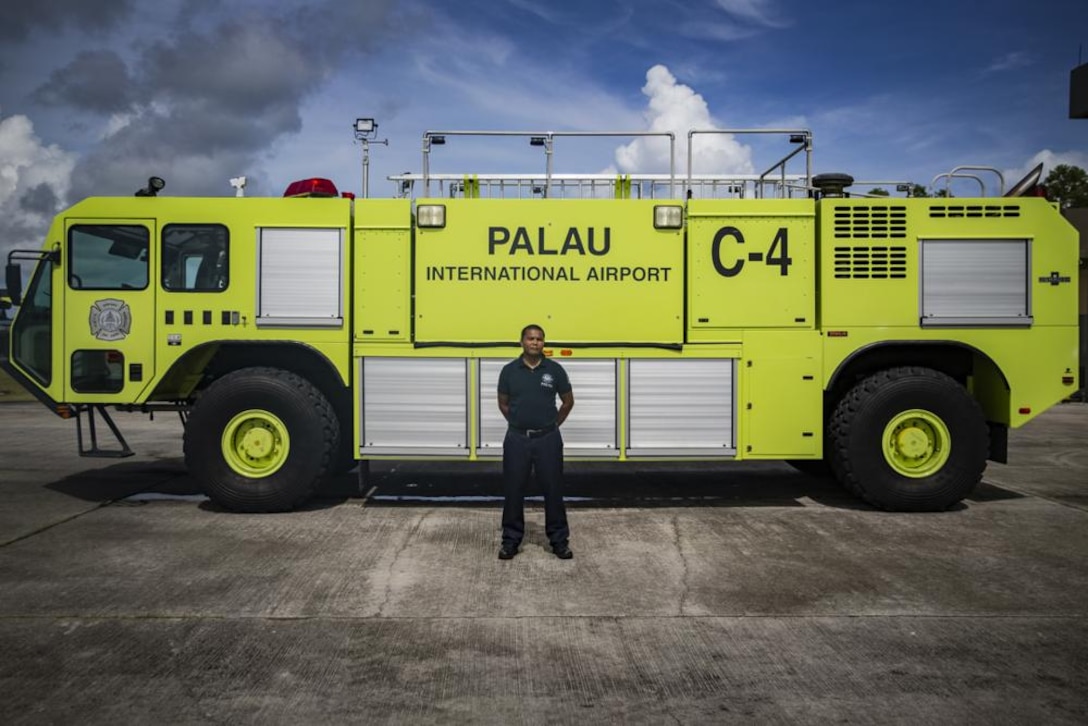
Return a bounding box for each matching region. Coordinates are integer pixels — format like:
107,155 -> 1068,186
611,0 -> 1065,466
0,471 -> 187,548
0,503 -> 115,548
375,508 -> 430,617
672,515 -> 691,617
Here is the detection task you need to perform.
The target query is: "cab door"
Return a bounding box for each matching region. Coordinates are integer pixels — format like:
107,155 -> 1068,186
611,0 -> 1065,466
62,220 -> 156,402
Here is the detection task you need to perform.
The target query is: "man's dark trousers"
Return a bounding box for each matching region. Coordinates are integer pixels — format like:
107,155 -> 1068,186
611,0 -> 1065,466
501,429 -> 569,548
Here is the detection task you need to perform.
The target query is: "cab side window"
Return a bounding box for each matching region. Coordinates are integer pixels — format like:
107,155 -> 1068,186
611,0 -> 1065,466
69,225 -> 149,290
162,224 -> 229,292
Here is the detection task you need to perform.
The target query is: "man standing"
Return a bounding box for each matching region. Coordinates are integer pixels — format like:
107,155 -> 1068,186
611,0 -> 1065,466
497,324 -> 575,560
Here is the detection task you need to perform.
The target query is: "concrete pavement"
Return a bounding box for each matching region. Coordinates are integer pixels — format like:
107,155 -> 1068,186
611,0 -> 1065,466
0,402 -> 1086,723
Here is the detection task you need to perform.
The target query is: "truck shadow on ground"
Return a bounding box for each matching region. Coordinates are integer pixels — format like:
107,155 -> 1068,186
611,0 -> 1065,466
42,458 -> 1026,512
45,460 -> 190,503
336,461 -> 1026,512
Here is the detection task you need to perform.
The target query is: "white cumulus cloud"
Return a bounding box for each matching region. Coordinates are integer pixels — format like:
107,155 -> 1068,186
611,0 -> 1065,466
614,65 -> 753,177
932,149 -> 1088,197
1003,149 -> 1088,193
0,112 -> 76,264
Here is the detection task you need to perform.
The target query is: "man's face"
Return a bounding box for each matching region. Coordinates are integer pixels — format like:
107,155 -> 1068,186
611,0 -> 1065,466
521,328 -> 544,357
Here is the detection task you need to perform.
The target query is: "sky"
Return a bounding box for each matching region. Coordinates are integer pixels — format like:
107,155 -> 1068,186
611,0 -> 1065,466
2,0 -> 1087,264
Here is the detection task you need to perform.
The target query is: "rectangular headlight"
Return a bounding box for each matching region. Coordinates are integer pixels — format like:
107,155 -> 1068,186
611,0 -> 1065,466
654,204 -> 683,229
417,204 -> 446,228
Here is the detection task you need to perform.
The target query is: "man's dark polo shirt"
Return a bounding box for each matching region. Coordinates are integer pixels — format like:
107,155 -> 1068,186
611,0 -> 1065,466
498,356 -> 572,430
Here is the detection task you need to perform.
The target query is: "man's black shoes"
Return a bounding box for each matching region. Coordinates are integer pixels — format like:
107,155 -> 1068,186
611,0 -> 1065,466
499,543 -> 571,559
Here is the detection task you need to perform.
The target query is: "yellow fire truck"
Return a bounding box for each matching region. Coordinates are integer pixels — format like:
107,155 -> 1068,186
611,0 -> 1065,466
2,129 -> 1079,512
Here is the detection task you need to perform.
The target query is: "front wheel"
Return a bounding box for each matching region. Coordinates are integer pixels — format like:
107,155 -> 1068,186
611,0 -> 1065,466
184,367 -> 338,512
829,367 -> 988,511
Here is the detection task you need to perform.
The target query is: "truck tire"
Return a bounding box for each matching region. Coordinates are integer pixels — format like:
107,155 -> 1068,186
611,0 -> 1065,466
330,427 -> 358,474
829,366 -> 988,511
184,367 -> 337,512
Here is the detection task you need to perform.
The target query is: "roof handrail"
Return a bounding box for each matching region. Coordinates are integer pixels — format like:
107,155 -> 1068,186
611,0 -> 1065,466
930,172 -> 986,196
422,130 -> 676,198
688,129 -> 812,199
934,165 -> 1005,196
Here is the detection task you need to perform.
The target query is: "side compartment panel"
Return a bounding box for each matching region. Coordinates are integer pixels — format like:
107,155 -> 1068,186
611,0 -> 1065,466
920,239 -> 1031,326
477,358 -> 618,457
686,200 -> 816,332
744,357 -> 820,457
355,199 -> 412,341
257,227 -> 343,327
414,199 -> 684,344
743,330 -> 822,458
361,357 -> 468,455
627,359 -> 735,456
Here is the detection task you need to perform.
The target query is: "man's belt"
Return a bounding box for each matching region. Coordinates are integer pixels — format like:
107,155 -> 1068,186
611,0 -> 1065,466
508,423 -> 557,438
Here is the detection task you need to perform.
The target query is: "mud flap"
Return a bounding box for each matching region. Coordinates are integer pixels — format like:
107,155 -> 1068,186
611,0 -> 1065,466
987,422 -> 1008,464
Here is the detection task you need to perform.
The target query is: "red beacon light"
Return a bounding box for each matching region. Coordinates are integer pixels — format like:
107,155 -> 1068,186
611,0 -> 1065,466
283,178 -> 340,198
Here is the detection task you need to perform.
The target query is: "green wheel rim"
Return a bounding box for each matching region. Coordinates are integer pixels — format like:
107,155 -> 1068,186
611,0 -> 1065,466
882,409 -> 951,478
221,409 -> 290,477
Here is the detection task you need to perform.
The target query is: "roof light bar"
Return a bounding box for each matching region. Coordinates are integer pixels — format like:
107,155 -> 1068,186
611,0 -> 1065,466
283,178 -> 340,198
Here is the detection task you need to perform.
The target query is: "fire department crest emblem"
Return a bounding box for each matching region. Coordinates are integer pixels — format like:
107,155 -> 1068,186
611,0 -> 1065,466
89,299 -> 132,341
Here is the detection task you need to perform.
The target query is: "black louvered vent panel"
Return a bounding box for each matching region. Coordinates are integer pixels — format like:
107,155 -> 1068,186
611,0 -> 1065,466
833,246 -> 908,279
929,204 -> 1021,218
833,206 -> 907,239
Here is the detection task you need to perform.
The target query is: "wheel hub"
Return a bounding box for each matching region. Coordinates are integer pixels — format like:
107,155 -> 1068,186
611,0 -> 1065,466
221,410 -> 290,478
240,425 -> 275,458
895,426 -> 932,459
883,409 -> 951,478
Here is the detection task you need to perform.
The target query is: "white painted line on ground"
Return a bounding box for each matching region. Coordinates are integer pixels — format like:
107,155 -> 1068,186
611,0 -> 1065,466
123,492 -> 210,503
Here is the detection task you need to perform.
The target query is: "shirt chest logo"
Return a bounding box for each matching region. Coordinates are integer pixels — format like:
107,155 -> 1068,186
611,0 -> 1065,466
540,372 -> 555,389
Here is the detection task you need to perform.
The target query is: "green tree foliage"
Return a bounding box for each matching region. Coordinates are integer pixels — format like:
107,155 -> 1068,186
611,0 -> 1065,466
908,184 -> 950,198
869,187 -> 890,197
1043,164 -> 1088,209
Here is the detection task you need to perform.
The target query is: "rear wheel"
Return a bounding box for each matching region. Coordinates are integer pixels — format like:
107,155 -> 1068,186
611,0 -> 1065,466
829,366 -> 988,511
184,367 -> 337,512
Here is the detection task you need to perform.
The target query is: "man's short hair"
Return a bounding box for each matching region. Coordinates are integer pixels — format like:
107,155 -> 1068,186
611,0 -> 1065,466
520,324 -> 545,340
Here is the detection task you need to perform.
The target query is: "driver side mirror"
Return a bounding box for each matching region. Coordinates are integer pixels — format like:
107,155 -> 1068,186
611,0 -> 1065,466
5,263 -> 22,306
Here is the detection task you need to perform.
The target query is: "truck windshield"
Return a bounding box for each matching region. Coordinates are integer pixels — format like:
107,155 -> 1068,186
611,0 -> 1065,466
11,261 -> 53,385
